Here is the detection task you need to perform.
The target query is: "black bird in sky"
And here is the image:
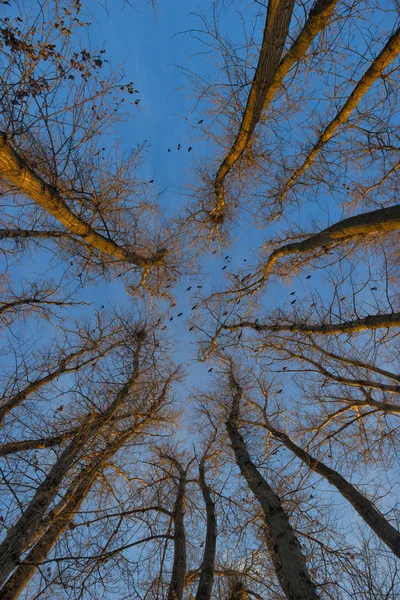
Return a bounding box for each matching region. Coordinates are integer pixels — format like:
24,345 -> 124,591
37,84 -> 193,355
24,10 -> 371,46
191,305 -> 198,310
222,265 -> 227,270
290,291 -> 296,295
177,312 -> 183,317
170,316 -> 174,321
283,366 -> 287,370
198,119 -> 203,124
340,296 -> 346,301
306,275 -> 311,279
197,285 -> 202,288
188,147 -> 192,152
178,144 -> 181,150
149,179 -> 154,183
276,389 -> 283,394
189,326 -> 194,331
311,302 -> 317,307
208,368 -> 213,373
291,299 -> 296,304
168,148 -> 171,152
371,286 -> 377,291
186,286 -> 192,291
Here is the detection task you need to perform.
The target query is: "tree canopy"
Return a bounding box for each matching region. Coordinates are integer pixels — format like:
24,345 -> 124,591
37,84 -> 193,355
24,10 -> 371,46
0,0 -> 399,598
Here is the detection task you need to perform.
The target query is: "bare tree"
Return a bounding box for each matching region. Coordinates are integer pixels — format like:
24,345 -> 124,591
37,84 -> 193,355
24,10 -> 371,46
225,369 -> 320,600
0,0 -> 175,292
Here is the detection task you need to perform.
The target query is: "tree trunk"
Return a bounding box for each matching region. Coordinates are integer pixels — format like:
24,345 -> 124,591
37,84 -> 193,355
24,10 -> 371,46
262,0 -> 338,110
265,421 -> 400,558
212,0 -> 295,221
195,460 -> 217,600
166,461 -> 187,600
0,228 -> 72,240
226,374 -> 320,600
0,459 -> 100,599
0,347 -> 143,585
0,427 -> 91,587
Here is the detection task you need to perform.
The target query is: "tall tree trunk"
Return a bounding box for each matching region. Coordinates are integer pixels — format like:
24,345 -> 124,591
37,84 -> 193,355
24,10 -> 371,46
195,459 -> 217,600
0,375 -> 171,597
0,425 -> 92,587
0,463 -> 98,600
226,373 -> 320,600
0,345 -> 143,585
166,459 -> 187,600
264,421 -> 400,558
212,0 -> 295,222
212,0 -> 338,221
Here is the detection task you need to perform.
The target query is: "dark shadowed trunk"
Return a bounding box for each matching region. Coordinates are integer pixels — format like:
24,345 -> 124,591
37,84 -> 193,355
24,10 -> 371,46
165,457 -> 187,600
0,344 -> 143,586
195,458 -> 217,600
264,420 -> 400,558
226,373 -> 320,600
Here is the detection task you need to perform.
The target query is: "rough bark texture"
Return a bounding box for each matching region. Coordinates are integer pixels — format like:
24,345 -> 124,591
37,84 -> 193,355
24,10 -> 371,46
262,0 -> 338,108
265,422 -> 400,558
0,133 -> 167,267
167,461 -> 187,600
212,0 -> 338,221
261,204 -> 400,283
195,461 -> 217,600
0,345 -> 142,585
212,0 -> 295,222
226,374 -> 320,600
0,377 -> 171,597
0,428 -> 91,587
222,311 -> 400,336
0,465 -> 98,600
279,25 -> 400,202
